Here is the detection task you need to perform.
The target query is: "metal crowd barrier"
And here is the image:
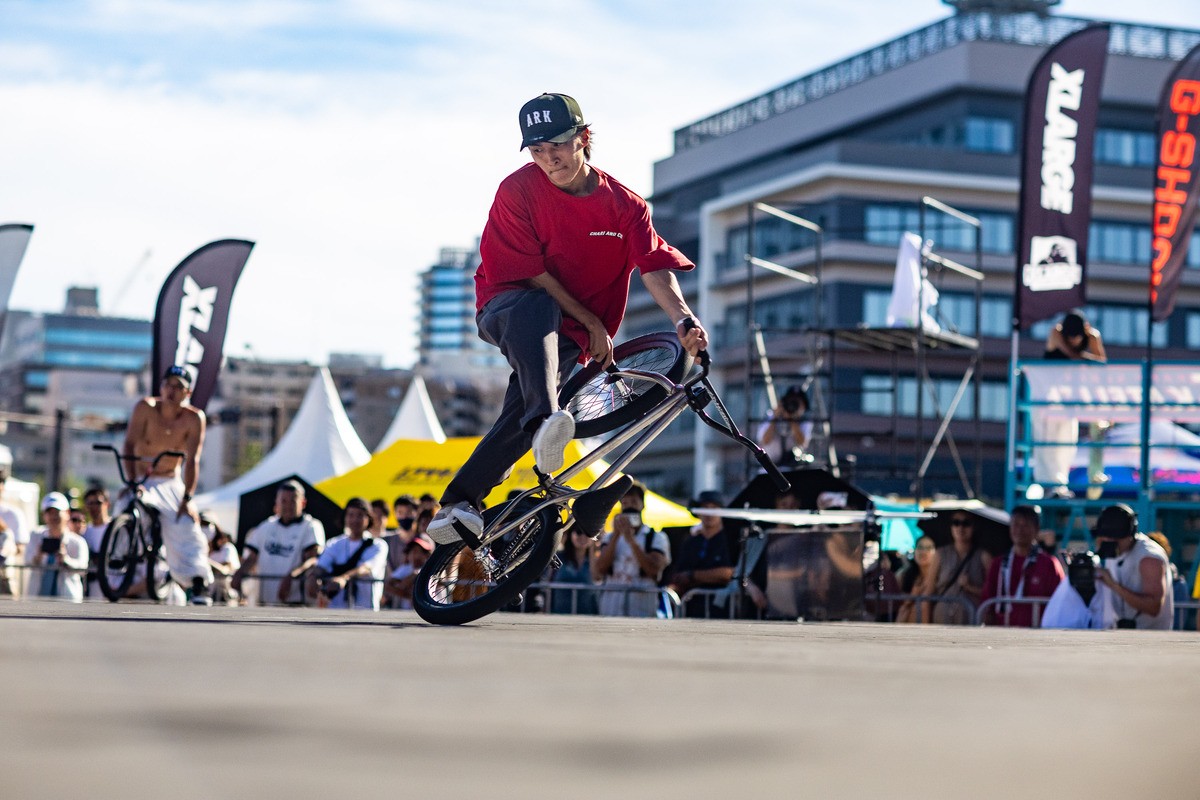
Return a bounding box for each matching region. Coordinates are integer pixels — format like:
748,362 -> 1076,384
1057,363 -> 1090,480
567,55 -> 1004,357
975,596 -> 1047,627
866,592 -> 978,624
530,581 -> 679,618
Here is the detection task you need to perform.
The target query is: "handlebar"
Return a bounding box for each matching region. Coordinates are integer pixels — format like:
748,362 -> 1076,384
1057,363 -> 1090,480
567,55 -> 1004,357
92,443 -> 186,487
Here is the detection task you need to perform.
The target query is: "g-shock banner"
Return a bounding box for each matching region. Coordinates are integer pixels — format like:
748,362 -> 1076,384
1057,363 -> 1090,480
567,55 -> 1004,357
152,239 -> 254,411
1150,42 -> 1200,323
1014,24 -> 1109,331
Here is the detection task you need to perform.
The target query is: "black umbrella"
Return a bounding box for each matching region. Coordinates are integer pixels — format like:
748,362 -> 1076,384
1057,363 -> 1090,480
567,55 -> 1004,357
236,475 -> 345,549
917,503 -> 1011,557
728,468 -> 871,512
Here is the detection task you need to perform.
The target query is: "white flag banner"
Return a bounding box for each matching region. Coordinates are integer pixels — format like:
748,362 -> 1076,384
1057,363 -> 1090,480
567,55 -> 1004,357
886,231 -> 940,332
0,223 -> 34,317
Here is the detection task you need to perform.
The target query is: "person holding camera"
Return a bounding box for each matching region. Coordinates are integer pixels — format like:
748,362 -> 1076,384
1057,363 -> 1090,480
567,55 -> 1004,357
756,386 -> 812,467
592,481 -> 671,617
306,497 -> 388,611
1091,504 -> 1173,630
24,493 -> 88,602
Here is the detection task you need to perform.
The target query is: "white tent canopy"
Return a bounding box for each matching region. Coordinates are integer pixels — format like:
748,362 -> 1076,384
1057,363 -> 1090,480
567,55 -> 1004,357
374,374 -> 445,452
1071,420 -> 1200,470
194,367 -> 371,531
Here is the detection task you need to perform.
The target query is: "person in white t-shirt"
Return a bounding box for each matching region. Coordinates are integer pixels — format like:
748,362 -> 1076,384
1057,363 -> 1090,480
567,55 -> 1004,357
80,487 -> 112,599
232,480 -> 325,605
203,514 -> 241,605
25,493 -> 89,602
0,471 -> 31,561
308,497 -> 388,611
592,482 -> 671,617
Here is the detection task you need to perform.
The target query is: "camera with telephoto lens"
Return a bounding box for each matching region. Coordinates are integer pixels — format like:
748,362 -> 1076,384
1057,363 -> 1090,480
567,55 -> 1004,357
1067,551 -> 1099,605
781,386 -> 807,415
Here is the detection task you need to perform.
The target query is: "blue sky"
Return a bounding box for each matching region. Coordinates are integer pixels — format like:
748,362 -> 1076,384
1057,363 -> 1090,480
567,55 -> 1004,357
1,0 -> 1196,368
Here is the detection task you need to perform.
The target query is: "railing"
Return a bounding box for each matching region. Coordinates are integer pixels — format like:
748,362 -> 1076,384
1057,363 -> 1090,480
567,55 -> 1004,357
674,14 -> 1200,151
976,595 -> 1047,627
5,565 -> 1197,630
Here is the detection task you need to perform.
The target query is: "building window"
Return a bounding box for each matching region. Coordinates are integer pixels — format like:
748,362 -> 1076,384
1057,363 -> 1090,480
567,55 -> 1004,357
1095,129 -> 1156,167
864,203 -> 1013,255
860,375 -> 1007,421
863,288 -> 1011,338
963,116 -> 1014,154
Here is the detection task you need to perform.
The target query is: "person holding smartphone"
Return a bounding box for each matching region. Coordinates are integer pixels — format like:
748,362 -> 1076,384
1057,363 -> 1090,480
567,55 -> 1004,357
25,493 -> 89,602
592,481 -> 671,618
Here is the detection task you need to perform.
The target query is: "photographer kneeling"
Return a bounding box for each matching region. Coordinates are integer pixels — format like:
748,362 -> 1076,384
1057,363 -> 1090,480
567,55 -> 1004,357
1092,504 -> 1173,631
306,497 -> 388,611
756,385 -> 813,467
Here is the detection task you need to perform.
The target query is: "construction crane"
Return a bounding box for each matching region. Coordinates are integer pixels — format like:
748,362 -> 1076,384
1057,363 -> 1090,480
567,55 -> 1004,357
109,248 -> 153,314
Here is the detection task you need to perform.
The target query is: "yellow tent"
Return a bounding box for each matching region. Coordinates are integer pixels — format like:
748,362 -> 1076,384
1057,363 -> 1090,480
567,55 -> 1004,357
315,437 -> 698,529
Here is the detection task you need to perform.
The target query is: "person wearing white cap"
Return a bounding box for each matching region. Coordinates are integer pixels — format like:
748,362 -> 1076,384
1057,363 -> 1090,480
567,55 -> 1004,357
122,364 -> 214,605
24,492 -> 89,602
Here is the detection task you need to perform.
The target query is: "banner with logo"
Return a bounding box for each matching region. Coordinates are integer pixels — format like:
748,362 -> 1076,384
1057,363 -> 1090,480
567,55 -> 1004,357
1150,42 -> 1200,322
151,239 -> 254,411
0,223 -> 34,346
1014,25 -> 1109,331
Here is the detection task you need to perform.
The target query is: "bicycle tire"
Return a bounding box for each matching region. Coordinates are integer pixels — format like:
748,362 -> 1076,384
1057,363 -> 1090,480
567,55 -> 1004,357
145,524 -> 172,603
558,332 -> 691,438
97,513 -> 144,602
413,501 -> 561,626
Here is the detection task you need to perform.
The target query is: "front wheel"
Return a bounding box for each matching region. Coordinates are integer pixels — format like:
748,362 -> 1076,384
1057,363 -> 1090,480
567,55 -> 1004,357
145,523 -> 172,603
413,501 -> 562,625
97,513 -> 146,602
558,332 -> 691,438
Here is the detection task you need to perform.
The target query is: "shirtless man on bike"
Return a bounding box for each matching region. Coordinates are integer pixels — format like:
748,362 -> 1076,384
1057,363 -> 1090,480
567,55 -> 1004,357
427,92 -> 707,546
122,364 -> 214,604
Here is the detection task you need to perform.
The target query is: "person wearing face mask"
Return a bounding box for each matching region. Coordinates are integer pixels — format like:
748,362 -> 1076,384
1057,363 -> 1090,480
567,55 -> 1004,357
1092,504 -> 1173,630
592,481 -> 671,618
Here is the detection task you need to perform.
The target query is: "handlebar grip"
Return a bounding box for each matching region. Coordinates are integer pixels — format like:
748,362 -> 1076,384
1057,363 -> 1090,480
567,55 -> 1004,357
679,316 -> 710,369
92,443 -> 115,452
756,452 -> 791,493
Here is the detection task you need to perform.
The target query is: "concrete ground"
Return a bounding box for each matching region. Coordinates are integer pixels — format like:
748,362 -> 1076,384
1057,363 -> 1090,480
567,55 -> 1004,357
0,599 -> 1195,800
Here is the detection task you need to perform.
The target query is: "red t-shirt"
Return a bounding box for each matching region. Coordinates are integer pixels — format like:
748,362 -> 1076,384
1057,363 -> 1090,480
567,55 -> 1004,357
980,550 -> 1065,627
475,163 -> 694,357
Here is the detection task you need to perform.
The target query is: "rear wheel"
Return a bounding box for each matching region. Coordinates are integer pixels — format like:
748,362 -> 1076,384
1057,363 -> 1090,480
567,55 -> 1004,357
559,332 -> 691,438
97,513 -> 145,602
413,501 -> 562,626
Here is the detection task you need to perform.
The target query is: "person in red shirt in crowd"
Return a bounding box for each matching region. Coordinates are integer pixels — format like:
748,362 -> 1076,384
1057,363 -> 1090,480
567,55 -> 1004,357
428,92 -> 707,546
980,504 -> 1064,627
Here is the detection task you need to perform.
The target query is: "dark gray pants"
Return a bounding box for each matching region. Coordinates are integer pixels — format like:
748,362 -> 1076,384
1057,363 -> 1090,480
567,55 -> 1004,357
441,289 -> 581,508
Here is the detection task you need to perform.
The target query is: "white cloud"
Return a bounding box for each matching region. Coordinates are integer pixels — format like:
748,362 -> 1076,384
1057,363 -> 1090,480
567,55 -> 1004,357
2,0 -> 1198,368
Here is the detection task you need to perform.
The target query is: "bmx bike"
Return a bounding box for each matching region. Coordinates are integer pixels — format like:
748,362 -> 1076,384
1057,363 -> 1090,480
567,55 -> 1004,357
412,328 -> 791,625
91,443 -> 180,603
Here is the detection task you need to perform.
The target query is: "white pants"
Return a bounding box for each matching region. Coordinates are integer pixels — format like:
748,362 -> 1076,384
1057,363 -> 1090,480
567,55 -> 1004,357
1032,413 -> 1077,486
141,477 -> 214,586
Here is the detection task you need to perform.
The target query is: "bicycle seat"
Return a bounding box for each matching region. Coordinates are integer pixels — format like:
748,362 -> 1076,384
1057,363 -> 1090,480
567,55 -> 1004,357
571,475 -> 634,537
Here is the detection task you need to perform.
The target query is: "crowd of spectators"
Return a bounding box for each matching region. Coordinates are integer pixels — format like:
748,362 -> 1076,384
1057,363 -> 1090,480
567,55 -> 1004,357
0,468 -> 1194,632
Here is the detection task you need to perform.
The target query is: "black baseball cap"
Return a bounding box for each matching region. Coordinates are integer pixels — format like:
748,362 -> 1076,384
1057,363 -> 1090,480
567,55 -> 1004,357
1093,504 -> 1137,538
519,93 -> 586,150
162,364 -> 197,388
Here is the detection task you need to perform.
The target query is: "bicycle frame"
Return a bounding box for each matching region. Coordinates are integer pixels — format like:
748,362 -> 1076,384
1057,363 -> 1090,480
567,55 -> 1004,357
480,351 -> 789,546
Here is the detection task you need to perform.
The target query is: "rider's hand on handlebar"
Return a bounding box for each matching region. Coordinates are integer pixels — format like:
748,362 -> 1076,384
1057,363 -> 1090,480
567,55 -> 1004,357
675,316 -> 709,356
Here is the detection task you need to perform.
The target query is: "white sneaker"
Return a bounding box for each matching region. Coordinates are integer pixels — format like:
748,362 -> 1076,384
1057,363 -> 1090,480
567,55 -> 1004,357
191,594 -> 213,606
427,501 -> 484,546
532,410 -> 575,474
